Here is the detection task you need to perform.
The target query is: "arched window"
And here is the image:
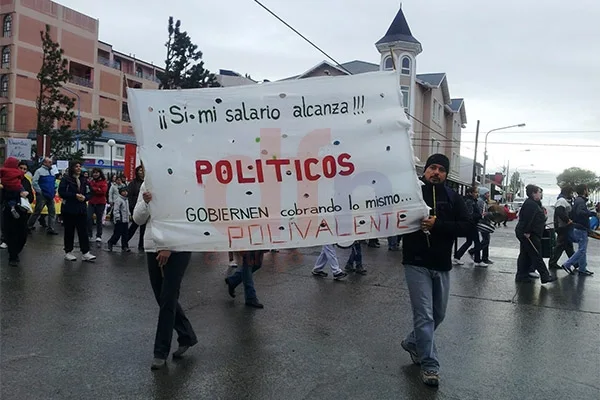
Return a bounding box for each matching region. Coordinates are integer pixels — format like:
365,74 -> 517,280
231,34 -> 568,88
383,56 -> 394,70
0,74 -> 8,97
0,106 -> 7,131
401,56 -> 411,75
3,15 -> 12,38
1,46 -> 10,69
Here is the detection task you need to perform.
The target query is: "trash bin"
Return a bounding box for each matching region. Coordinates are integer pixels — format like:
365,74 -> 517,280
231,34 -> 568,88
541,227 -> 556,258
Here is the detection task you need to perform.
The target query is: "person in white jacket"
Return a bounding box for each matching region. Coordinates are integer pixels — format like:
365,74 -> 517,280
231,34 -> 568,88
133,182 -> 198,370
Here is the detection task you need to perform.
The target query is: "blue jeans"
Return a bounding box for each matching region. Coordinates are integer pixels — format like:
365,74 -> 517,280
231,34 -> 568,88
388,235 -> 400,249
227,252 -> 263,302
346,241 -> 362,266
565,228 -> 589,272
403,265 -> 450,372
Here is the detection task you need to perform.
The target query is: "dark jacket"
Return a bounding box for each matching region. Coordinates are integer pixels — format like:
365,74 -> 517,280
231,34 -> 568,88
402,180 -> 472,271
571,196 -> 594,229
58,175 -> 91,215
127,178 -> 143,212
515,198 -> 546,238
553,195 -> 572,232
464,196 -> 481,223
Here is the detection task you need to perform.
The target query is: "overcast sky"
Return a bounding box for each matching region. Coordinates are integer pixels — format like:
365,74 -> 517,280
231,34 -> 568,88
60,0 -> 600,196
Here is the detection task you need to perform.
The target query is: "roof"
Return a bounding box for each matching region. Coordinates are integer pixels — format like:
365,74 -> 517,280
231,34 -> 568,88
281,59 -> 379,81
416,73 -> 446,88
376,7 -> 420,45
450,98 -> 467,124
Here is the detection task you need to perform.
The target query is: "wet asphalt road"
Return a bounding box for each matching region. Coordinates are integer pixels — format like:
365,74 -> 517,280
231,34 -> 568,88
1,222 -> 599,400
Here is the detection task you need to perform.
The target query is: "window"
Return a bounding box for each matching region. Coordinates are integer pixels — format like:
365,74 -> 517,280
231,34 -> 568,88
86,144 -> 105,156
114,58 -> 121,71
1,46 -> 9,69
433,100 -> 439,121
135,66 -> 143,78
3,15 -> 12,38
0,106 -> 7,131
383,56 -> 394,70
401,56 -> 411,75
431,139 -> 441,154
116,147 -> 124,158
0,74 -> 7,97
400,85 -> 410,112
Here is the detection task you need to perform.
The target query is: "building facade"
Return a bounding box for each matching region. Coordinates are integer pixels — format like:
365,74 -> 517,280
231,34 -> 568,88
1,0 -> 163,170
281,7 -> 469,192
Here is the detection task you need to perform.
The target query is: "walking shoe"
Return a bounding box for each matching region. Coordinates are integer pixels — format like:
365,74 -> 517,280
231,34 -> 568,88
578,270 -> 594,276
355,265 -> 367,275
8,259 -> 19,267
312,270 -> 328,278
474,262 -> 488,268
541,275 -> 558,284
172,345 -> 191,359
64,253 -> 77,261
107,242 -> 113,252
150,358 -> 167,370
224,278 -> 236,298
82,252 -> 97,261
46,230 -> 59,236
388,247 -> 399,251
452,258 -> 464,265
561,264 -> 575,275
344,263 -> 355,272
482,259 -> 494,265
95,237 -> 102,242
0,242 -> 7,249
548,263 -> 560,270
245,298 -> 264,309
333,271 -> 348,281
401,340 -> 420,365
122,247 -> 131,252
528,271 -> 540,279
421,370 -> 440,387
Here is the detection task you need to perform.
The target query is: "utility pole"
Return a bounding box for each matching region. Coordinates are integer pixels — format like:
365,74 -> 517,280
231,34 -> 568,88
471,120 -> 480,187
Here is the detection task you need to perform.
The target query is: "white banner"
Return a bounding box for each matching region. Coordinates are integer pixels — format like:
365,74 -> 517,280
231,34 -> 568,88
6,138 -> 32,160
128,71 -> 429,251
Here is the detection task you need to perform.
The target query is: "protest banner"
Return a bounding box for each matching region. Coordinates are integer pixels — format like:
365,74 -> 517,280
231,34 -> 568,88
6,138 -> 32,160
127,71 -> 429,251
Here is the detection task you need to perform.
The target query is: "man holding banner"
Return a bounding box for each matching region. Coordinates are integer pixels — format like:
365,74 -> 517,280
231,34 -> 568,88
400,154 -> 471,387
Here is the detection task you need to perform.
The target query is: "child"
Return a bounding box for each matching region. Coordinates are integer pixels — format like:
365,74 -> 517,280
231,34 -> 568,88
0,157 -> 27,219
107,186 -> 130,252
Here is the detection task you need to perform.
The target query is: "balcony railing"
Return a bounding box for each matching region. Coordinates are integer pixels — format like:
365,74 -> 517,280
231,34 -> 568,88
98,56 -> 121,70
69,75 -> 93,88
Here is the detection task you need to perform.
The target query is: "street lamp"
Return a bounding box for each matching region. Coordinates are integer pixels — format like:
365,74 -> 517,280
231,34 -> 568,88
482,123 -> 526,191
108,139 -> 116,178
62,86 -> 81,150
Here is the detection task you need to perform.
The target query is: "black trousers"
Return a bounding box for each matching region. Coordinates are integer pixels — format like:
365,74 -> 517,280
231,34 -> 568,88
516,234 -> 550,280
128,221 -> 146,248
63,213 -> 90,254
108,222 -> 129,248
147,251 -> 197,359
2,205 -> 28,261
456,228 -> 482,262
549,228 -> 575,267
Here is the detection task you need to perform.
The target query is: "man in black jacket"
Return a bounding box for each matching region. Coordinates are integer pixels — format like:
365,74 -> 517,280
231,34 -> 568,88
400,154 -> 471,387
561,184 -> 595,276
453,186 -> 485,266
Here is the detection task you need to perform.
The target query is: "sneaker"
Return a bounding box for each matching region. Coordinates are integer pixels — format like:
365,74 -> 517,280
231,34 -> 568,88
475,262 -> 489,268
95,237 -> 102,242
528,271 -> 540,279
482,259 -> 494,265
64,253 -> 77,261
421,370 -> 440,387
344,263 -> 355,272
541,275 -> 558,284
561,264 -> 575,275
333,271 -> 348,281
82,252 -> 97,262
172,345 -> 192,359
401,340 -> 420,365
452,258 -> 464,265
548,263 -> 560,270
107,242 -> 113,252
123,247 -> 131,252
312,270 -> 328,278
578,270 -> 594,276
0,242 -> 7,249
150,358 -> 167,370
355,265 -> 367,275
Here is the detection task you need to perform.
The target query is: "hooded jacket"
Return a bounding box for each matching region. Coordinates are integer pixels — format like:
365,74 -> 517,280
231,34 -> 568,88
402,179 -> 472,271
0,157 -> 25,191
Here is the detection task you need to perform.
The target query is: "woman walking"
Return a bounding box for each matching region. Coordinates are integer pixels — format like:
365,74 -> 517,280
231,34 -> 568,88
133,182 -> 197,370
58,161 -> 96,262
87,168 -> 108,242
514,184 -> 556,284
225,250 -> 266,308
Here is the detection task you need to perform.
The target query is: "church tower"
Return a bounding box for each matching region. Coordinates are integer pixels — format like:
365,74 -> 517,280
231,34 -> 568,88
375,6 -> 422,116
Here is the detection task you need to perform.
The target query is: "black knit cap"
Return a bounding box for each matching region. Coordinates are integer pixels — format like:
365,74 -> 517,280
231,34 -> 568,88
424,153 -> 450,172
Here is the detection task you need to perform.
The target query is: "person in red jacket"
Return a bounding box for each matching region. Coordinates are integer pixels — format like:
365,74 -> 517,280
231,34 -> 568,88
87,168 -> 108,241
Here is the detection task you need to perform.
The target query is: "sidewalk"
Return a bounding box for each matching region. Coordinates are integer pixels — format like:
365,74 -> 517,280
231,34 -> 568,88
1,223 -> 599,400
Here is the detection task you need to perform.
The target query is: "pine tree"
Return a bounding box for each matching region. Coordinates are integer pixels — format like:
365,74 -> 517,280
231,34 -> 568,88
157,17 -> 220,89
36,24 -> 107,160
